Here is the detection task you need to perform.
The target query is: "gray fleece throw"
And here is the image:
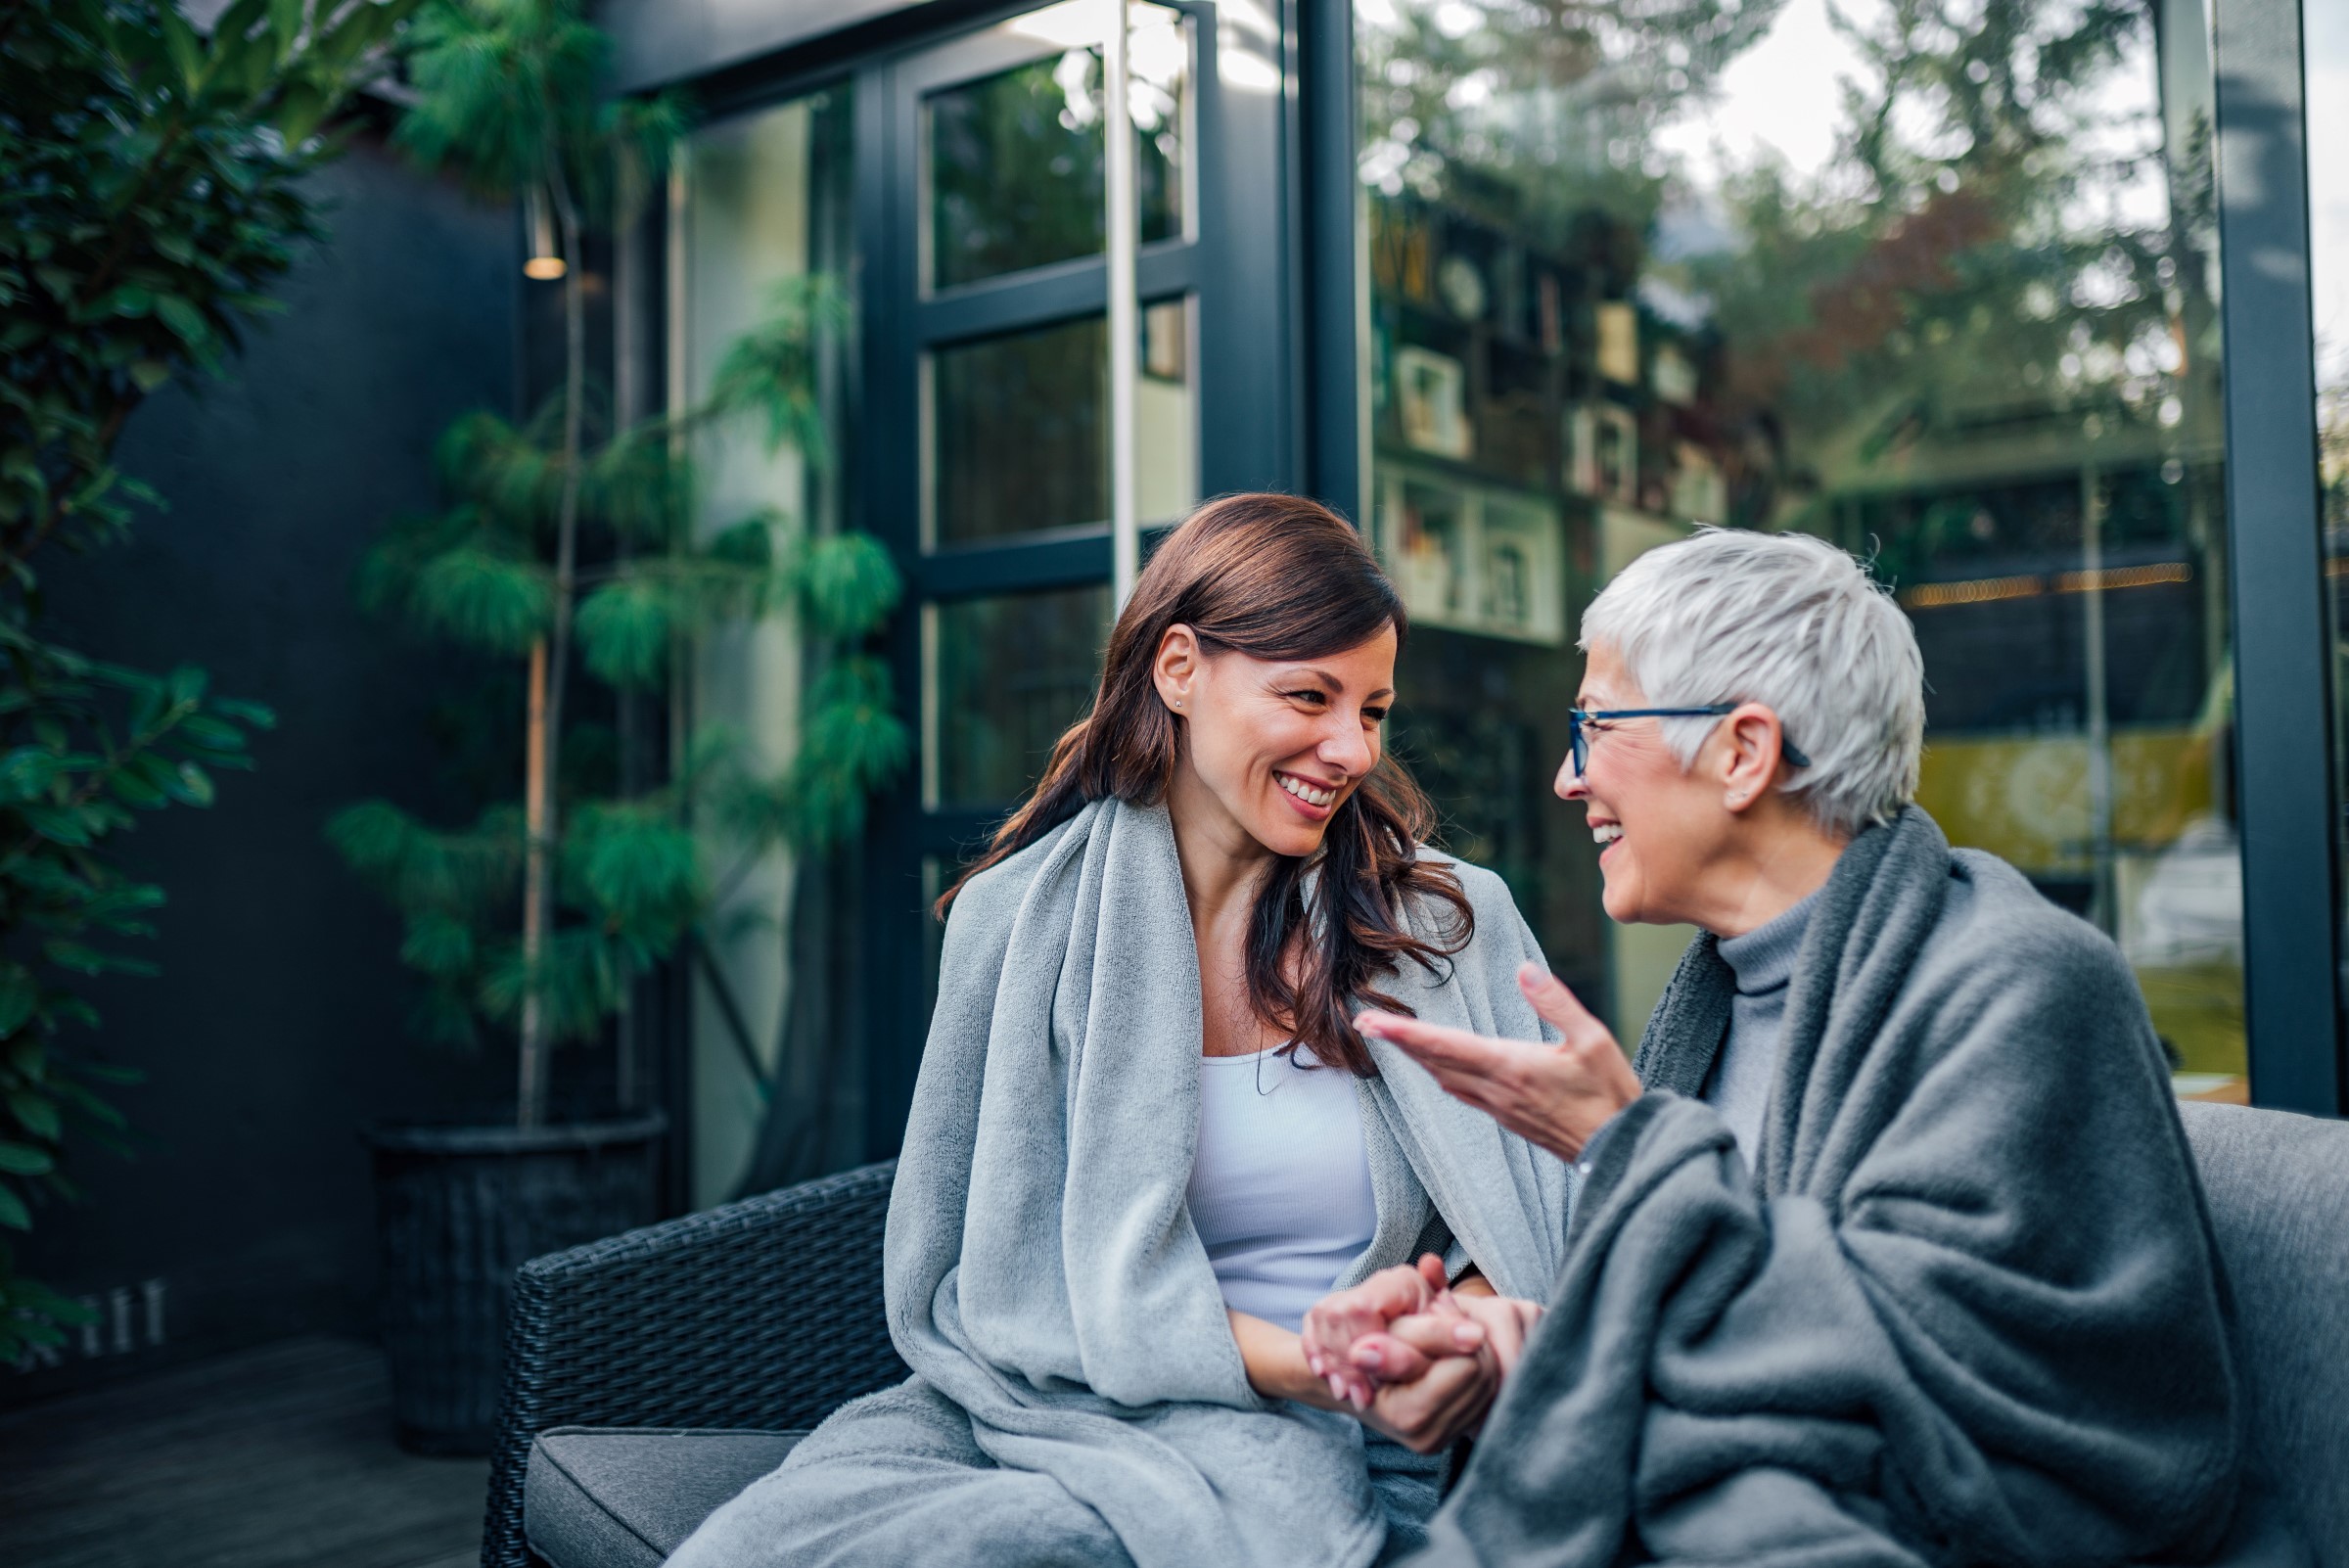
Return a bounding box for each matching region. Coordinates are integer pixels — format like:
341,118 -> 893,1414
1409,806 -> 2300,1568
667,798 -> 1572,1568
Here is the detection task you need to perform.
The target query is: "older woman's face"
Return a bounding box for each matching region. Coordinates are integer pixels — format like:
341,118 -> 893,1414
1557,644 -> 1736,927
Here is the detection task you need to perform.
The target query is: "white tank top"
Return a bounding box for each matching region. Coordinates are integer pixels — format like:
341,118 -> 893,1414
1185,1044 -> 1380,1334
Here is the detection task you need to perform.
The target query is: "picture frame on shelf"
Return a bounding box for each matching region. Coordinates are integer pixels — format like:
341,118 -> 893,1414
1595,300 -> 1639,385
1570,403 -> 1638,503
1386,472 -> 1469,623
1651,344 -> 1699,406
1371,463 -> 1566,647
1395,346 -> 1472,459
1477,491 -> 1567,644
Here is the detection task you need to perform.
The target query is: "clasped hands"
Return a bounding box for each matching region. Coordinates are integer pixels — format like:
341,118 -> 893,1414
1297,1254 -> 1541,1453
1290,961 -> 1641,1454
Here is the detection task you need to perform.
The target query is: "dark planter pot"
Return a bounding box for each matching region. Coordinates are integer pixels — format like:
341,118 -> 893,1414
367,1112 -> 666,1455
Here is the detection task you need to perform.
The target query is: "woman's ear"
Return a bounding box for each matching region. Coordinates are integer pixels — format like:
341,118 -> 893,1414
1721,703 -> 1786,812
1154,624 -> 1200,714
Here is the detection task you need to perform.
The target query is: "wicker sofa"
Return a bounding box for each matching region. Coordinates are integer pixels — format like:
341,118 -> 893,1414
484,1101 -> 2349,1568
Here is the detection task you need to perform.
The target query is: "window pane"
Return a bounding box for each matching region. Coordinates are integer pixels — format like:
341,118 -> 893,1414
928,300 -> 1196,547
1359,0 -> 2242,1094
926,585 -> 1111,808
925,8 -> 1189,291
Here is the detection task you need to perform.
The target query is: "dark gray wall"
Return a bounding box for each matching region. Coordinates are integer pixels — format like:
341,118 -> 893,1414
5,130 -> 518,1402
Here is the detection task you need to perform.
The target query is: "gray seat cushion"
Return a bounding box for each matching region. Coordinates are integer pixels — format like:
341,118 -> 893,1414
525,1426 -> 804,1568
2178,1101 -> 2349,1565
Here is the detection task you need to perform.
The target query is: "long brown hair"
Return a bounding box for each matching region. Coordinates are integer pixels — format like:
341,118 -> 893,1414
938,492 -> 1473,1076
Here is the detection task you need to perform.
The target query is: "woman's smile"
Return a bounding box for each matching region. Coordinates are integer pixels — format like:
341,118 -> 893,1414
1275,769 -> 1342,818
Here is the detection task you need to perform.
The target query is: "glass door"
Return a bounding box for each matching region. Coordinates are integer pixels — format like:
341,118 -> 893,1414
1351,0 -> 2245,1095
859,1 -> 1279,1149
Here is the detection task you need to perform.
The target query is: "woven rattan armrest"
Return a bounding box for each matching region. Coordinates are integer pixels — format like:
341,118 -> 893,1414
482,1160 -> 906,1568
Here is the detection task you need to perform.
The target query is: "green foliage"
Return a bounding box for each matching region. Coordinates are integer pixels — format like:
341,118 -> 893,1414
327,799 -> 521,1046
1356,0 -> 1780,248
709,276 -> 853,459
1678,0 -> 2201,514
1361,0 -> 2211,562
333,2 -> 905,1124
392,0 -> 603,200
408,534 -> 556,655
0,1 -> 401,1362
392,0 -> 681,220
342,316 -> 909,1047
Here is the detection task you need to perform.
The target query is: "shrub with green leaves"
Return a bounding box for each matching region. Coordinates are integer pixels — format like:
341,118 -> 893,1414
331,0 -> 906,1132
0,0 -> 413,1362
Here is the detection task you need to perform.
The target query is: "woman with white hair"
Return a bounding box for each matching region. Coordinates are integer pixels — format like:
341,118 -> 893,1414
1305,528 -> 2292,1566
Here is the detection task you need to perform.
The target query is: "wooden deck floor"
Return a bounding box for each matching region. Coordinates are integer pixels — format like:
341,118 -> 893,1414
0,1335 -> 488,1568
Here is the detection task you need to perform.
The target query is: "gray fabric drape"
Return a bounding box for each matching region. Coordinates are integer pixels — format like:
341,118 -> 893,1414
668,798 -> 1572,1568
1410,806 -> 2302,1568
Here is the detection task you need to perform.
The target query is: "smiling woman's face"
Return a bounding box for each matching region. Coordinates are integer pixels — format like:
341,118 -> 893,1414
1559,642 -> 1735,926
1160,625 -> 1398,859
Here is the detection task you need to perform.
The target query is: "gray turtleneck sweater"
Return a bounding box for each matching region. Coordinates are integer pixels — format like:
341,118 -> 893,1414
1705,890 -> 1819,1165
1577,892 -> 1819,1179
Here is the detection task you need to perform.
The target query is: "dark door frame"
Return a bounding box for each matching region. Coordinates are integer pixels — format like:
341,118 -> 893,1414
2209,0 -> 2341,1116
852,2 -> 1304,1155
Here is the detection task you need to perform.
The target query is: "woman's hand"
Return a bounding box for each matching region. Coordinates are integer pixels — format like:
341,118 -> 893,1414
1451,1291 -> 1543,1379
1352,1318 -> 1500,1454
1282,1260 -> 1514,1453
1358,962 -> 1641,1163
1229,1297 -> 1487,1451
1301,1255 -> 1449,1407
1351,1293 -> 1543,1388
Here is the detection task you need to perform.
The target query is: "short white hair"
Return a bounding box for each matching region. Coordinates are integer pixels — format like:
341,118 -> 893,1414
1578,527 -> 1924,838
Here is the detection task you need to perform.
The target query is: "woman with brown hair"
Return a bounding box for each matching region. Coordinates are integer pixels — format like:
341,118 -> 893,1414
668,494 -> 1572,1568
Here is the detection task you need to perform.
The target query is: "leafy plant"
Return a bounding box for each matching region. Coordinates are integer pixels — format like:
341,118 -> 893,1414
331,0 -> 906,1130
1676,0 -> 2213,543
0,0 -> 412,1361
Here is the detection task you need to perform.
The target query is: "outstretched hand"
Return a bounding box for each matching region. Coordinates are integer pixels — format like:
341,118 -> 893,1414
1358,962 -> 1641,1163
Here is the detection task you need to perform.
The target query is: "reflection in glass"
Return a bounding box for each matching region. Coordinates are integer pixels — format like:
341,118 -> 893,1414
1359,0 -> 2241,1090
926,8 -> 1188,291
928,301 -> 1196,547
682,87 -> 861,1201
927,585 -> 1112,808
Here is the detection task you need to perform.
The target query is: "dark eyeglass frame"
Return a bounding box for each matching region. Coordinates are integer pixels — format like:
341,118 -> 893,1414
1566,706 -> 1814,777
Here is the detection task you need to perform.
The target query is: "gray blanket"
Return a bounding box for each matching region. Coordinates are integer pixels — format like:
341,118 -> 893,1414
668,798 -> 1571,1568
1411,806 -> 2294,1568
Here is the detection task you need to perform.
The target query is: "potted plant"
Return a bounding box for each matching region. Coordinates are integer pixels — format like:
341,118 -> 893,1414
330,0 -> 905,1453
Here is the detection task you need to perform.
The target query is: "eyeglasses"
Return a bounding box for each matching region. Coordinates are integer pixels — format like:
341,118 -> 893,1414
1566,706 -> 1814,778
